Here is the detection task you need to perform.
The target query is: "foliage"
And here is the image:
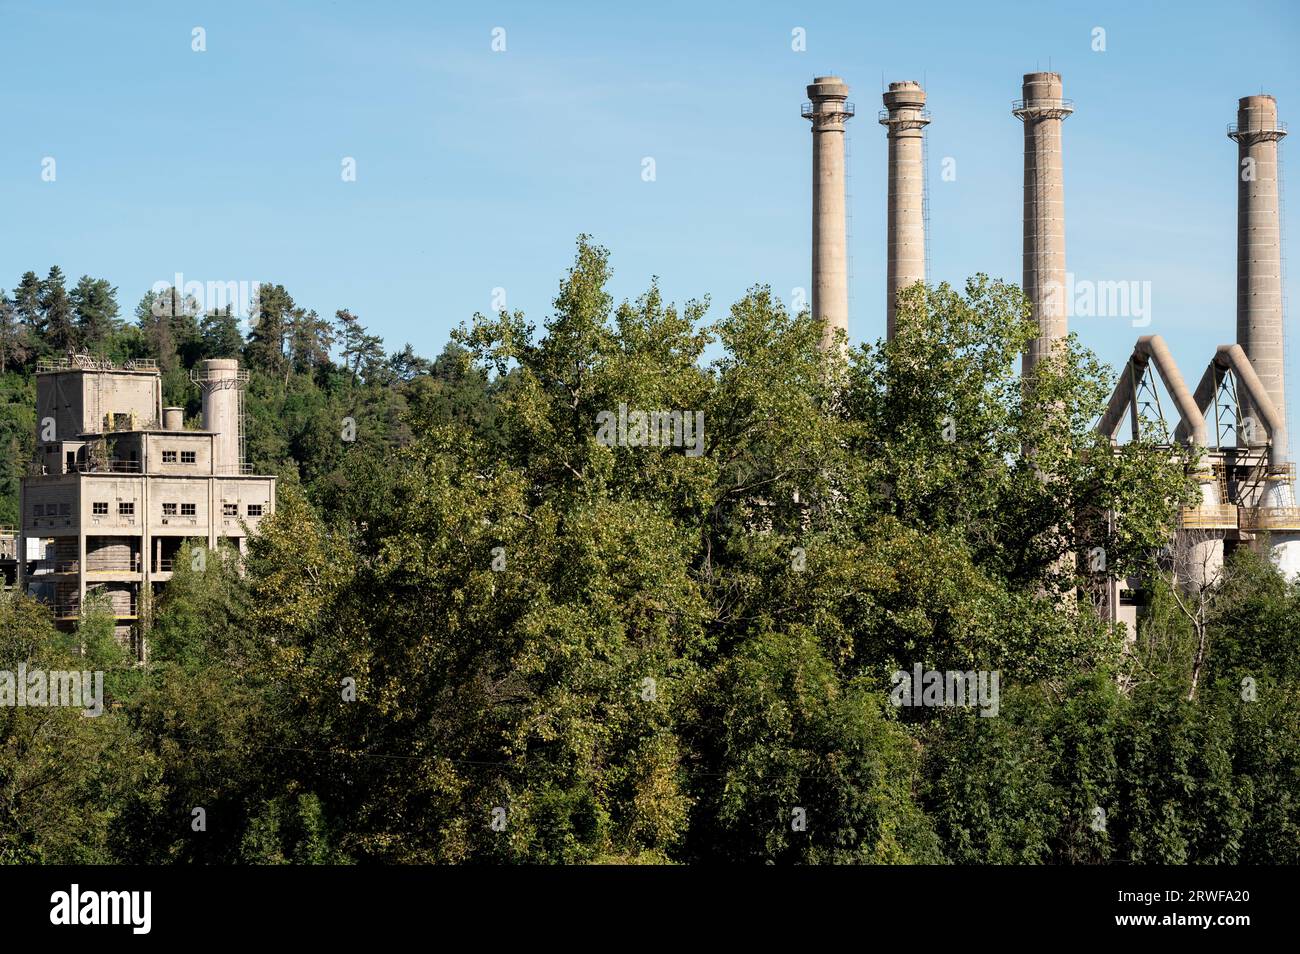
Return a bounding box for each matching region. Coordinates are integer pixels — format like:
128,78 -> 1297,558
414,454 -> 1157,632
0,242 -> 1296,864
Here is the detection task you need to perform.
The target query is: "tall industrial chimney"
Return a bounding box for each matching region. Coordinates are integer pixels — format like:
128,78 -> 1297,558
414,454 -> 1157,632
1229,94 -> 1288,450
1013,72 -> 1073,380
191,358 -> 247,474
879,81 -> 930,339
804,76 -> 855,350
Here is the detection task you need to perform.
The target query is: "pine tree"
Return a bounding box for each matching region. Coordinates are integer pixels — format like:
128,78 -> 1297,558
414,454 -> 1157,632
11,272 -> 42,341
200,306 -> 245,358
245,284 -> 292,379
39,267 -> 78,354
389,343 -> 433,381
335,308 -> 383,382
287,307 -> 334,374
70,276 -> 120,354
136,290 -> 179,371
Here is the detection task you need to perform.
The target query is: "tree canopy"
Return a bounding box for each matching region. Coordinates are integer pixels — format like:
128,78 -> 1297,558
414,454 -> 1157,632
2,238 -> 1297,864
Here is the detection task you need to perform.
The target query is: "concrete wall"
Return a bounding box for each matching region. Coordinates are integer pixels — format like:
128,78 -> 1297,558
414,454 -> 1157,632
30,473 -> 274,540
23,475 -> 79,532
78,477 -> 144,532
149,478 -> 213,533
217,478 -> 275,534
146,433 -> 214,475
36,370 -> 160,440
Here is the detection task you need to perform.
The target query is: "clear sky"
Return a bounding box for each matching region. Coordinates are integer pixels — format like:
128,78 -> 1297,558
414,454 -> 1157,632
3,0 -> 1298,419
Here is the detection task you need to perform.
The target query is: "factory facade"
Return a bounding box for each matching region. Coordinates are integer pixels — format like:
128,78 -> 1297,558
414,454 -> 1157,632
15,356 -> 275,656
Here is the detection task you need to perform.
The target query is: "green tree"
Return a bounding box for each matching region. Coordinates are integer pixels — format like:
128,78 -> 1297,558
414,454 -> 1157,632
246,284 -> 293,379
0,292 -> 30,371
38,266 -> 76,354
200,306 -> 245,359
0,593 -> 161,862
11,272 -> 43,351
287,308 -> 334,374
69,275 -> 120,353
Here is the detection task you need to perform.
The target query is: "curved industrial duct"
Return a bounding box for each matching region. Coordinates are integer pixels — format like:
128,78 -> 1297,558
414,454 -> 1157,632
1098,335 -> 1206,447
1186,344 -> 1289,464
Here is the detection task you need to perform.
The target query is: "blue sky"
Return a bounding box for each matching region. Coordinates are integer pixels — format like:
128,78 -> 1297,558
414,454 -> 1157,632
3,0 -> 1298,418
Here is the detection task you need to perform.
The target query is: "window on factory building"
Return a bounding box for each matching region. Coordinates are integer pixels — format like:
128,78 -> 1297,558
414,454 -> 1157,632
162,503 -> 177,516
34,504 -> 44,516
181,503 -> 197,516
223,503 -> 238,517
93,502 -> 108,515
181,451 -> 197,464
162,450 -> 177,463
247,504 -> 264,517
59,503 -> 70,516
119,502 -> 134,516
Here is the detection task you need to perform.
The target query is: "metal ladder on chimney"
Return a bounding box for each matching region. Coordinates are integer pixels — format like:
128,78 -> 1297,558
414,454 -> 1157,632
922,113 -> 932,285
1279,136 -> 1292,439
845,123 -> 854,321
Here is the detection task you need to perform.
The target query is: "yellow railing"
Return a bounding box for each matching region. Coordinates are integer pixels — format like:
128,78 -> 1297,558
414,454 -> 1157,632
1239,507 -> 1300,531
1180,504 -> 1238,529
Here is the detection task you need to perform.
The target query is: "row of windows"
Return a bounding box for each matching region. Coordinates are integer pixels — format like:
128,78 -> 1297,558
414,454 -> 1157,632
42,448 -> 199,464
87,501 -> 264,517
32,503 -> 72,517
221,503 -> 266,517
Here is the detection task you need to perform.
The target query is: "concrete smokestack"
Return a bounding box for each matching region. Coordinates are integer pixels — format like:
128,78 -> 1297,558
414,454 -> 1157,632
192,358 -> 245,473
1229,94 -> 1288,449
1013,72 -> 1073,380
804,76 -> 855,350
879,81 -> 930,339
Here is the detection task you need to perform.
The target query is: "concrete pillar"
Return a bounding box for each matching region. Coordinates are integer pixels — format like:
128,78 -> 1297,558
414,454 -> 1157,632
1013,73 -> 1073,379
1229,95 -> 1288,444
879,81 -> 930,339
77,528 -> 86,622
1182,470 -> 1226,587
804,77 -> 854,350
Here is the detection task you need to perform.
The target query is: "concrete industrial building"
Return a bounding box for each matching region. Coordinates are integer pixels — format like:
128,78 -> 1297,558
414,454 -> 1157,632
1097,91 -> 1299,630
801,72 -> 1297,632
17,355 -> 275,655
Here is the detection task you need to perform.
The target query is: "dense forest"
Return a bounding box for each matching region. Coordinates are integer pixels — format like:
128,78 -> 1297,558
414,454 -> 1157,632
2,240 -> 1298,863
